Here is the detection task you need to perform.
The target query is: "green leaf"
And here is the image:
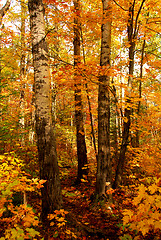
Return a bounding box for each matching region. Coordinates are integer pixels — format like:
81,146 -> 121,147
26,228 -> 40,237
53,232 -> 58,238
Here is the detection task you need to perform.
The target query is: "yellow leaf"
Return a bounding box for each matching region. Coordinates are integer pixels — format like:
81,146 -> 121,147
123,215 -> 130,225
66,229 -> 71,235
141,225 -> 149,236
154,220 -> 161,229
57,222 -> 65,228
81,178 -> 88,182
48,214 -> 55,220
58,217 -> 65,222
50,222 -> 55,226
148,183 -> 158,194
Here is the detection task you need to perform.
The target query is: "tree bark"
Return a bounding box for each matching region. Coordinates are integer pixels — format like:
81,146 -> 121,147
111,78 -> 119,166
135,39 -> 146,147
19,0 -> 26,146
0,0 -> 11,92
96,0 -> 111,198
113,0 -> 145,188
81,27 -> 98,162
0,0 -> 11,25
113,3 -> 134,189
73,0 -> 88,184
28,0 -> 62,222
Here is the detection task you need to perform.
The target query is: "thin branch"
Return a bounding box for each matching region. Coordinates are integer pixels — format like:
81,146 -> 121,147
145,26 -> 161,36
49,53 -> 74,66
112,0 -> 128,11
148,20 -> 161,24
109,85 -> 123,118
134,0 -> 146,37
146,52 -> 161,59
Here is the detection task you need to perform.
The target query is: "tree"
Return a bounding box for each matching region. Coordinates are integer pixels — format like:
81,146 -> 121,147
28,0 -> 62,223
96,0 -> 112,198
0,0 -> 11,25
113,0 -> 145,188
19,0 -> 26,146
0,0 -> 11,91
135,38 -> 146,147
73,0 -> 88,184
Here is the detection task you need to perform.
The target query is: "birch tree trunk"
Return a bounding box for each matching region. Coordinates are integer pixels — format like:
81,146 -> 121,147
96,0 -> 112,198
28,0 -> 62,222
74,0 -> 88,184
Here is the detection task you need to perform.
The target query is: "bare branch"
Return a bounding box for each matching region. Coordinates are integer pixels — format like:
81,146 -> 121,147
145,26 -> 161,36
112,0 -> 128,11
134,0 -> 146,37
49,53 -> 74,66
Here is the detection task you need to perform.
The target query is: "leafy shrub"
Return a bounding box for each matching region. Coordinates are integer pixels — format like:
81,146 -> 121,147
122,176 -> 161,236
0,154 -> 43,239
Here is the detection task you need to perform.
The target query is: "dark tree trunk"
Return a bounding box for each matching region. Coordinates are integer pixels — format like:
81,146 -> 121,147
81,28 -> 98,162
113,0 -> 145,188
135,39 -> 146,147
0,0 -> 11,92
28,0 -> 62,224
0,0 -> 11,25
111,78 -> 119,166
73,0 -> 88,184
19,0 -> 26,146
96,0 -> 112,198
113,3 -> 135,189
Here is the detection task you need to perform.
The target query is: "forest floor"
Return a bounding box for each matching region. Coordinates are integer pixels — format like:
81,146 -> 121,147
60,174 -> 120,240
34,167 -> 160,240
0,160 -> 160,240
0,146 -> 161,239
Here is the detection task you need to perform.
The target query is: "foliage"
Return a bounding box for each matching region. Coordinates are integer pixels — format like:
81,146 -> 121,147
122,177 -> 161,237
0,0 -> 160,239
48,209 -> 77,239
0,154 -> 42,239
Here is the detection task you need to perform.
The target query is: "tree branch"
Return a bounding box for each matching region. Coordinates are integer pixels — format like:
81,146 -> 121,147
145,26 -> 161,36
134,0 -> 146,37
0,0 -> 11,25
49,53 -> 74,66
112,0 -> 128,11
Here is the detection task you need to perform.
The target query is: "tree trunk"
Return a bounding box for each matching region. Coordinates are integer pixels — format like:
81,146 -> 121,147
28,0 -> 62,223
113,0 -> 145,188
19,0 -> 26,146
73,0 -> 88,184
113,3 -> 134,189
0,0 -> 11,25
136,39 -> 146,147
81,27 -> 98,162
0,0 -> 11,92
111,78 -> 119,166
96,0 -> 111,198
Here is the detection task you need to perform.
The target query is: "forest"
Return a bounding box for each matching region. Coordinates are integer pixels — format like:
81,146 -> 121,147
0,0 -> 161,239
